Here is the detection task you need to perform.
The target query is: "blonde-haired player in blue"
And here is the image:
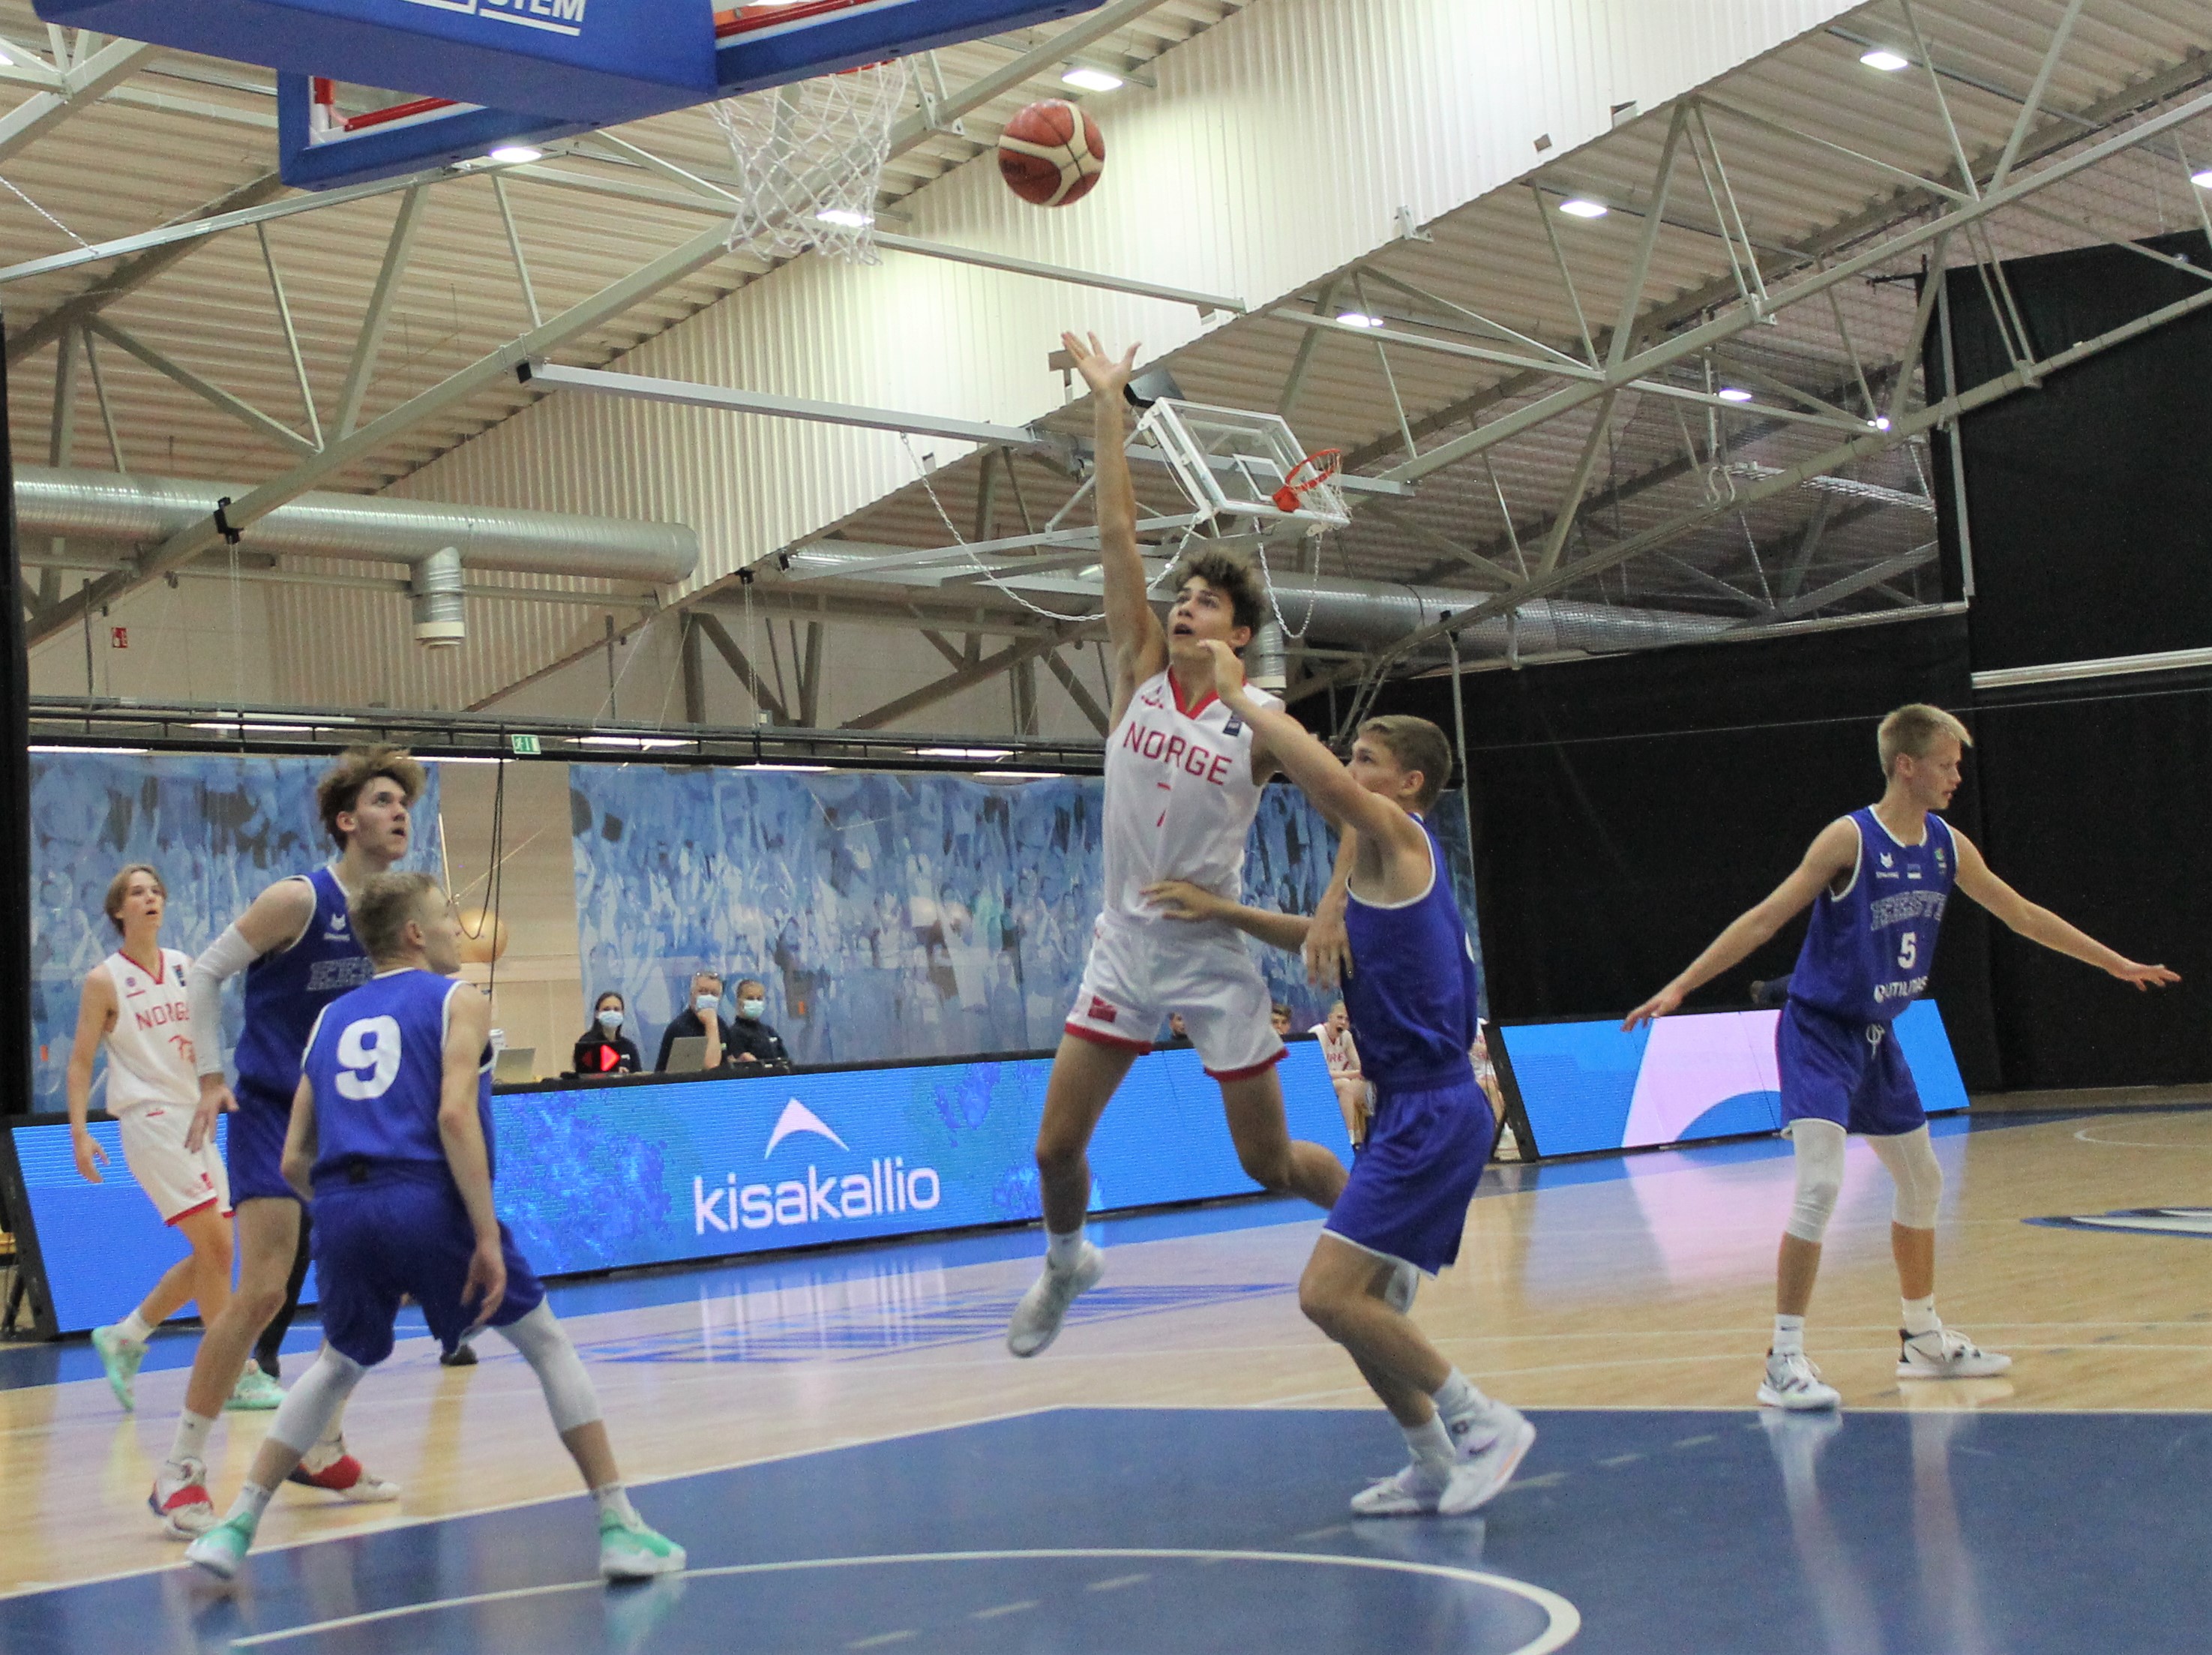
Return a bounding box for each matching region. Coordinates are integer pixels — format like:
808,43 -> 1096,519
1150,642 -> 1532,1517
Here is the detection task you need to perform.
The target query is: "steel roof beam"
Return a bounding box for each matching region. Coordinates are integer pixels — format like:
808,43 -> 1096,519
0,36 -> 151,162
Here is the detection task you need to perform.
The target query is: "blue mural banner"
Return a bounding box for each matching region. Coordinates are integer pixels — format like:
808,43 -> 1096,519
28,753 -> 442,1112
568,766 -> 1483,1070
7,1041 -> 1350,1333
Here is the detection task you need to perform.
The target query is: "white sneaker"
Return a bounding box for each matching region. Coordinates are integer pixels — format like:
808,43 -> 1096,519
1350,1462 -> 1448,1516
1006,1243 -> 1103,1357
1383,1261 -> 1419,1315
1898,1326 -> 2013,1379
1439,1405 -> 1535,1515
149,1457 -> 217,1540
1758,1349 -> 1841,1411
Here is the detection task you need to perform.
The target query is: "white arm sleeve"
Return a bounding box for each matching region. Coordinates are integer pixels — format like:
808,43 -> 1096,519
189,924 -> 260,1078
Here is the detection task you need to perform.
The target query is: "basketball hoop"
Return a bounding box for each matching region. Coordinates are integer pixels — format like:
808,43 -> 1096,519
711,58 -> 910,263
1271,449 -> 1341,515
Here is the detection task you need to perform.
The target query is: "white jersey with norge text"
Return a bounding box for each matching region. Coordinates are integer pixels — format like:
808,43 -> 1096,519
100,947 -> 198,1115
1101,668 -> 1275,922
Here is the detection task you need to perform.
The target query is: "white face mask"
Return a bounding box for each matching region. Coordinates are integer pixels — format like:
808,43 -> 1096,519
598,1009 -> 623,1033
739,997 -> 766,1019
694,993 -> 720,1015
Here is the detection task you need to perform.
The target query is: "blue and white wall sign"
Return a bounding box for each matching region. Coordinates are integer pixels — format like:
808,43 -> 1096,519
1495,1000 -> 1970,1159
7,1042 -> 1350,1334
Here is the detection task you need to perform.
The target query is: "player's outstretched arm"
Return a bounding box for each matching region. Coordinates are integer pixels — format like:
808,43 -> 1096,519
437,983 -> 507,1327
1950,829 -> 2181,990
280,1074 -> 319,1201
1063,331 -> 1165,722
1623,817 -> 1860,1029
185,875 -> 317,1151
1145,879 -> 1313,953
64,968 -> 115,1183
1304,830 -> 1357,988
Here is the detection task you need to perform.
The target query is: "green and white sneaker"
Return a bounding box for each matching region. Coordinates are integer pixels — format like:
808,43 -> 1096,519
184,1513 -> 258,1582
91,1324 -> 146,1412
224,1361 -> 284,1411
598,1515 -> 686,1582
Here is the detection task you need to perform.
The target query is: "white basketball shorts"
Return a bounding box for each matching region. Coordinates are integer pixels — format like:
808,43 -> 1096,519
1063,913 -> 1285,1081
115,1104 -> 231,1225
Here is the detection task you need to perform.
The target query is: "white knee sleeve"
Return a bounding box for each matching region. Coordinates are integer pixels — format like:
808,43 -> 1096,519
1783,1121 -> 1848,1244
1867,1126 -> 1944,1230
497,1302 -> 604,1435
267,1346 -> 366,1456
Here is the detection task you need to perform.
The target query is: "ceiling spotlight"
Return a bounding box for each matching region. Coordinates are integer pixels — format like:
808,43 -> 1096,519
1335,310 -> 1385,328
1061,65 -> 1125,93
0,47 -> 14,67
2192,167 -> 2212,190
1557,197 -> 1609,219
815,207 -> 873,228
1869,415 -> 1893,430
1717,387 -> 1755,403
1860,48 -> 1911,71
487,144 -> 544,164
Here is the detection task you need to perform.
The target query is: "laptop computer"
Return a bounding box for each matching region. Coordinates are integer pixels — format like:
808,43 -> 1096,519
491,1045 -> 536,1084
664,1035 -> 712,1074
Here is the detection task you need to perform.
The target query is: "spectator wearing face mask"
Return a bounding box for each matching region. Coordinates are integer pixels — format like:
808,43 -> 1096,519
655,971 -> 739,1072
572,991 -> 643,1078
725,978 -> 790,1068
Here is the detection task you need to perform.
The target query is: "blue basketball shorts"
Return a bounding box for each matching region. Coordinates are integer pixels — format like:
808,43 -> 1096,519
1776,1000 -> 1925,1138
226,1081 -> 301,1205
310,1168 -> 545,1368
1322,1073 -> 1494,1275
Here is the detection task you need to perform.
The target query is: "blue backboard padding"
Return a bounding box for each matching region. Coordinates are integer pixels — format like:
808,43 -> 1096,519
274,82 -> 595,188
36,0 -> 716,124
10,1042 -> 1348,1334
716,0 -> 1093,95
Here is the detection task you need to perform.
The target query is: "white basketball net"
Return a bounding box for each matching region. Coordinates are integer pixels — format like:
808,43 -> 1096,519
711,61 -> 911,263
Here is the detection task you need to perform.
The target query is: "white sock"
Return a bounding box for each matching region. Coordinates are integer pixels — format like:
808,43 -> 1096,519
226,1482 -> 274,1527
117,1309 -> 154,1346
1773,1315 -> 1807,1357
1902,1296 -> 1941,1337
1431,1369 -> 1491,1428
1045,1228 -> 1087,1271
168,1409 -> 215,1468
592,1483 -> 640,1528
1402,1414 -> 1456,1480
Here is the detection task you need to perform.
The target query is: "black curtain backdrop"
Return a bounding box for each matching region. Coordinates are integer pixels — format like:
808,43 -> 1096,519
1929,232 -> 2212,671
1368,612 -> 2004,1090
1,318 -> 31,1114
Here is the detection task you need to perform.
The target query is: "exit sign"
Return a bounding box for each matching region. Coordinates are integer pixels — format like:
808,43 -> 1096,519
509,733 -> 541,756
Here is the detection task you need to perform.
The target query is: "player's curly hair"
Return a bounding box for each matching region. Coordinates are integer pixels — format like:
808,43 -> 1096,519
352,871 -> 442,964
1167,547 -> 1264,638
316,744 -> 426,850
1358,715 -> 1455,812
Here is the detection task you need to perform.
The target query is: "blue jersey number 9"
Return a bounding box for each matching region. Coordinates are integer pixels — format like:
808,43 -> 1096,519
335,1015 -> 403,1101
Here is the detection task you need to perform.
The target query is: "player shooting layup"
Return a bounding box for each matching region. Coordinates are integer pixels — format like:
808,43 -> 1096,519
1005,333 -> 1348,1357
1626,705 -> 2178,1409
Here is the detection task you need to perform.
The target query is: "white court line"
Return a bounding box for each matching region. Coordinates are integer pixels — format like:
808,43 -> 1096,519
2073,1126 -> 2212,1149
225,1547 -> 1581,1653
0,1405 -> 1063,1603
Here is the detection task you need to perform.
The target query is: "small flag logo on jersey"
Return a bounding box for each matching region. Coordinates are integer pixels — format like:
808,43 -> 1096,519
1088,996 -> 1119,1025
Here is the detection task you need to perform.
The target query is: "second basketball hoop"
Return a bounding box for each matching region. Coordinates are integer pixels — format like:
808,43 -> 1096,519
1134,400 -> 1353,534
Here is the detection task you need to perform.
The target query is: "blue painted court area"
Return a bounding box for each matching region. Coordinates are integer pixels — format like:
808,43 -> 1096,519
7,1403 -> 2208,1654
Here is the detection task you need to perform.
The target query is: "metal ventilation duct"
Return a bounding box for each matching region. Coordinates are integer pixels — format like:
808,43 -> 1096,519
12,466 -> 698,585
784,545 -> 1734,660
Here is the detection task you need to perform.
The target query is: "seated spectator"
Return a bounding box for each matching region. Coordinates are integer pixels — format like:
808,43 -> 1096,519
1269,1002 -> 1293,1039
572,991 -> 642,1078
655,971 -> 739,1072
727,978 -> 790,1068
1315,1000 -> 1370,1148
1163,1012 -> 1191,1048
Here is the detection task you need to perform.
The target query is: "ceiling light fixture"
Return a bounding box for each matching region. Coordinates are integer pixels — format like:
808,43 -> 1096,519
919,746 -> 1013,760
1717,387 -> 1755,403
28,744 -> 149,756
1869,415 -> 1893,430
1860,48 -> 1911,71
2192,167 -> 2212,190
1060,65 -> 1124,93
487,144 -> 544,164
1335,310 -> 1384,328
814,206 -> 873,228
745,762 -> 833,772
1557,198 -> 1609,219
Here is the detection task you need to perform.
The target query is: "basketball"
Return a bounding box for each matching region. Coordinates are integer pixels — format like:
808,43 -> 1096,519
457,906 -> 510,965
997,99 -> 1105,207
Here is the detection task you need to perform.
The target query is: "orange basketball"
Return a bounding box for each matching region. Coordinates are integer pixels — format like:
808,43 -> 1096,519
997,99 -> 1105,207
